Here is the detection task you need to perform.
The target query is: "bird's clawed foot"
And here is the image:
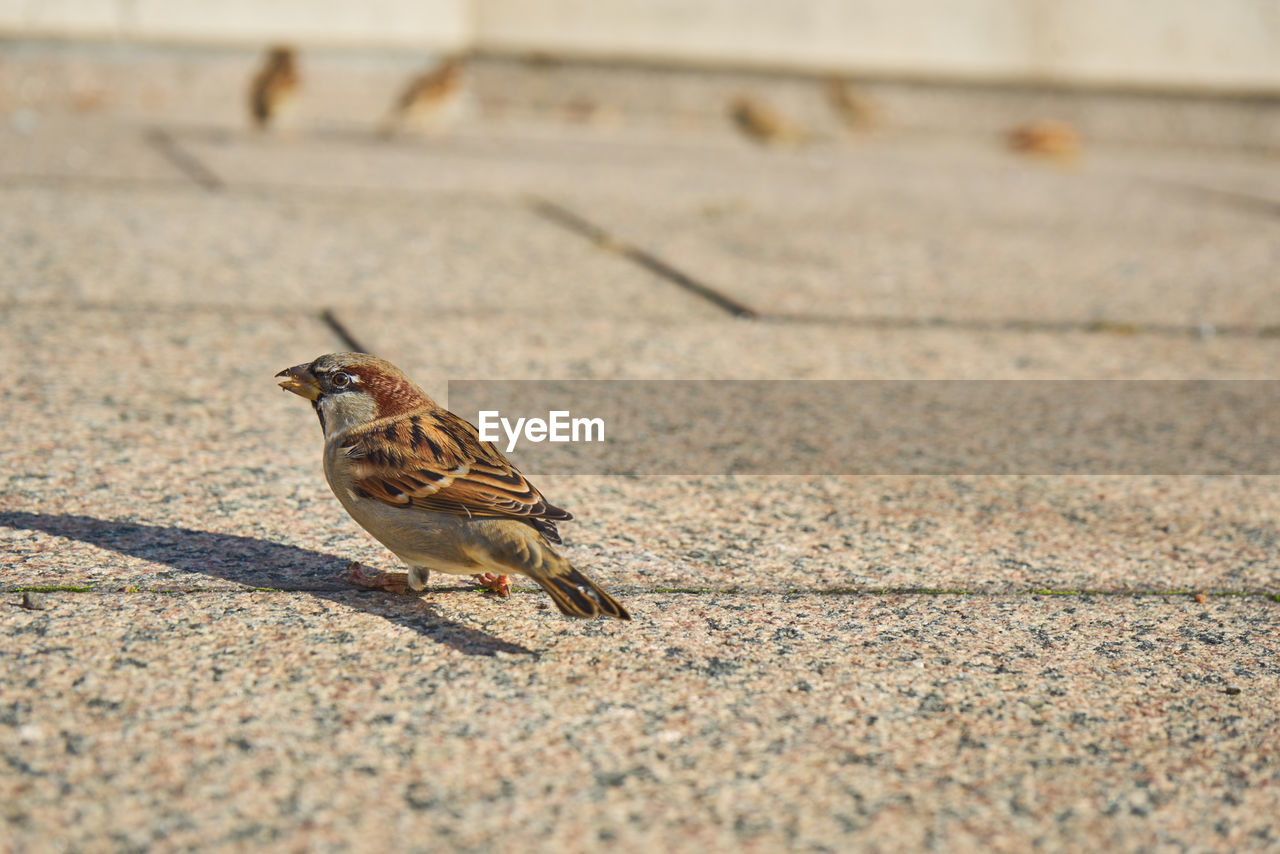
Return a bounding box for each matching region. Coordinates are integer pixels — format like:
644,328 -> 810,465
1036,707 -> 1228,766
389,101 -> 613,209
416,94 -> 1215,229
473,572 -> 511,598
343,561 -> 410,595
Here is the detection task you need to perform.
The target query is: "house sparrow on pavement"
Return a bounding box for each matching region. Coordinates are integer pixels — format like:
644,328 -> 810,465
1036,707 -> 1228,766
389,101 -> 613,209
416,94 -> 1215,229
276,353 -> 630,620
379,57 -> 466,138
249,45 -> 300,130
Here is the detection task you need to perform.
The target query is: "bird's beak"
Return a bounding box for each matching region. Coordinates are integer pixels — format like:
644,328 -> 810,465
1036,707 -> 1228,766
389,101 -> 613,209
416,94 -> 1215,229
276,364 -> 322,401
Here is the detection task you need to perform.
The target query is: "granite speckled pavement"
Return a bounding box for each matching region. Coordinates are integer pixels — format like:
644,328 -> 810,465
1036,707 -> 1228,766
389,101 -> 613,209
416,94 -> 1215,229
3,45 -> 1278,853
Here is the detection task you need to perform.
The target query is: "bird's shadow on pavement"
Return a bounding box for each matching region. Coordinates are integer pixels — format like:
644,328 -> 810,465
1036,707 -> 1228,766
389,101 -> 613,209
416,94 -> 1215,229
1,512 -> 534,657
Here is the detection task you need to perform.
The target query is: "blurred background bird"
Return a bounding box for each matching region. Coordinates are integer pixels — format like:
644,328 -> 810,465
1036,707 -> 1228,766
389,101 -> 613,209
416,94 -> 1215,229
826,76 -> 879,131
729,94 -> 806,146
379,56 -> 467,138
248,45 -> 300,131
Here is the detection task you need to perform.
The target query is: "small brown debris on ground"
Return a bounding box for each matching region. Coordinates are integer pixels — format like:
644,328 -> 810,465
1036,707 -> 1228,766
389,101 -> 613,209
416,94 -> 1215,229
562,98 -> 622,129
71,88 -> 111,113
1008,119 -> 1081,161
729,95 -> 806,146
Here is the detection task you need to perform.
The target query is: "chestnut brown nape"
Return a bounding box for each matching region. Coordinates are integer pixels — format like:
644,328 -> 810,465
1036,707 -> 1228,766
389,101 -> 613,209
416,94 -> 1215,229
355,366 -> 433,420
310,353 -> 435,420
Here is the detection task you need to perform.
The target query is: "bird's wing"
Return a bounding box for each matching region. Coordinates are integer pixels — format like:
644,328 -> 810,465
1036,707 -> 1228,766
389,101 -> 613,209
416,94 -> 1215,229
341,406 -> 572,525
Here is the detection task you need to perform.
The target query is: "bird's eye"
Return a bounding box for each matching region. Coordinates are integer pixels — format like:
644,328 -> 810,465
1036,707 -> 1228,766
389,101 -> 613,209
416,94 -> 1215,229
330,372 -> 353,390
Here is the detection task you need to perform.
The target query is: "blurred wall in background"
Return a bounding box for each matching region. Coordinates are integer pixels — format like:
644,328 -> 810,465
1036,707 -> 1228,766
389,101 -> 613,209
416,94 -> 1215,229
2,0 -> 1277,92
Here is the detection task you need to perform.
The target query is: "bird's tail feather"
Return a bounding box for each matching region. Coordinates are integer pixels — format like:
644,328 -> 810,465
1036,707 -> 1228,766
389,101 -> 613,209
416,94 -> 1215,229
534,565 -> 631,621
477,525 -> 630,620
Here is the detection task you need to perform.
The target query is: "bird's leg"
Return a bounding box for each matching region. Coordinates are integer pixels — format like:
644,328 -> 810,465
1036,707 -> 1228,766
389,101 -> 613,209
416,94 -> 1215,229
343,561 -> 410,595
473,573 -> 511,598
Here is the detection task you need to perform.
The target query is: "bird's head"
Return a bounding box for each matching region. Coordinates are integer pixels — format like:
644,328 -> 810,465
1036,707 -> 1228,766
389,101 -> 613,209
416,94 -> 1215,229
276,353 -> 431,438
266,46 -> 296,72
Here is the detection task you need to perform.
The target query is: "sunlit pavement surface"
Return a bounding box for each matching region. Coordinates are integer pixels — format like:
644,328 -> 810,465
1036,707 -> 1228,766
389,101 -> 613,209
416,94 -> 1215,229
2,44 -> 1277,852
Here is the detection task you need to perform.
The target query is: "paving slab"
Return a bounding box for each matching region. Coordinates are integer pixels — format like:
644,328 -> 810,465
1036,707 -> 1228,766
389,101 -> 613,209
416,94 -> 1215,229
348,313 -> 1280,593
0,307 -> 357,590
546,143 -> 1279,328
3,46 -> 1279,854
3,591 -> 1276,852
349,311 -> 1280,383
6,473 -> 1279,596
165,125 -> 1280,328
1089,146 -> 1280,206
0,184 -> 715,318
166,120 -> 1280,218
0,115 -> 188,184
547,473 -> 1280,595
4,307 -> 1276,595
170,126 -> 737,198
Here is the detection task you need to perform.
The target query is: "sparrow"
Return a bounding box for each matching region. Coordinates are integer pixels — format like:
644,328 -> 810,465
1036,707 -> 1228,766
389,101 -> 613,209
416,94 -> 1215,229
248,45 -> 300,130
276,353 -> 630,621
729,95 -> 806,146
379,57 -> 466,138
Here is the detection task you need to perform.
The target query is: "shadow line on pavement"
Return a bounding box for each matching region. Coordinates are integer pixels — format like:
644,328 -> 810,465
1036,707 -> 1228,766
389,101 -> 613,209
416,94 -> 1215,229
1,512 -> 534,657
527,197 -> 759,319
760,312 -> 1278,339
319,308 -> 371,352
1151,179 -> 1280,220
142,127 -> 224,192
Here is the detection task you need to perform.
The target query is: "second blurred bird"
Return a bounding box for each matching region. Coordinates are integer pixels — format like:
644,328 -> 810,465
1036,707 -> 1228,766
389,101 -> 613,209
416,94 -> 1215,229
379,56 -> 468,138
826,77 -> 879,132
248,45 -> 300,131
729,95 -> 806,146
